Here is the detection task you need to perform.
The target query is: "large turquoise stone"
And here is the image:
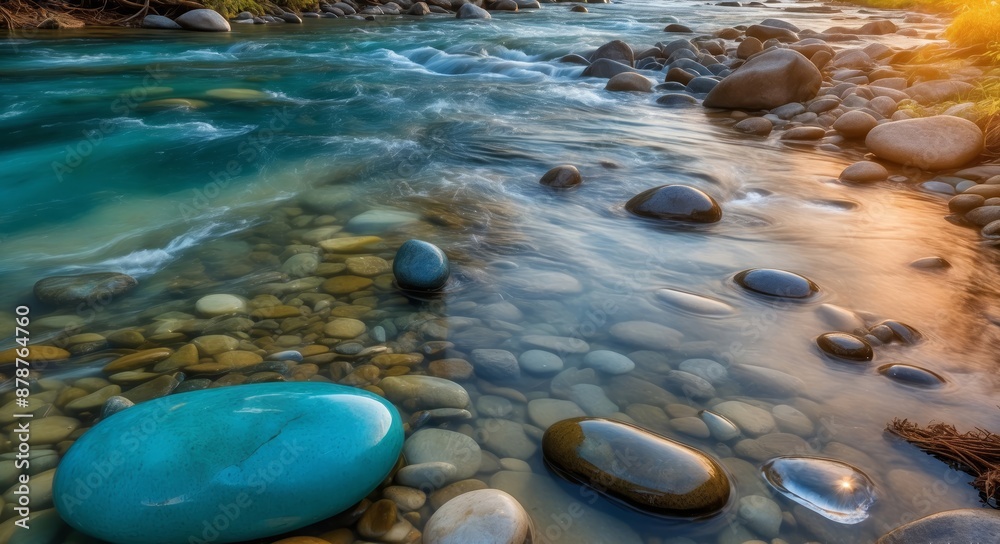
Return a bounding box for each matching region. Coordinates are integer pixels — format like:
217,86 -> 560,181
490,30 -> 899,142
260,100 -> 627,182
53,382 -> 404,544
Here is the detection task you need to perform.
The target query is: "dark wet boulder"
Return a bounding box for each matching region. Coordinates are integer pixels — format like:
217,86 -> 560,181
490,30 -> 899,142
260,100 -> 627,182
664,23 -> 693,32
34,272 -> 138,307
142,15 -> 181,29
746,24 -> 799,42
543,417 -> 731,518
581,58 -> 637,79
816,332 -> 873,362
877,364 -> 945,387
539,165 -> 582,188
656,93 -> 698,107
703,49 -> 821,110
626,185 -> 722,223
408,2 -> 431,14
606,72 -> 653,92
456,3 -> 491,18
734,268 -> 818,299
560,53 -> 591,65
591,39 -> 634,66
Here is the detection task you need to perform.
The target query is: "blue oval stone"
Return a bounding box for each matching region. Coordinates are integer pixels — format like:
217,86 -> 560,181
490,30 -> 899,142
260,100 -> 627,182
54,383 -> 403,544
392,239 -> 450,291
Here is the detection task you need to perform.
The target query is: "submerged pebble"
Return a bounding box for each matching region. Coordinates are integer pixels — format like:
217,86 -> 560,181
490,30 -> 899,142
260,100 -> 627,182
543,417 -> 731,518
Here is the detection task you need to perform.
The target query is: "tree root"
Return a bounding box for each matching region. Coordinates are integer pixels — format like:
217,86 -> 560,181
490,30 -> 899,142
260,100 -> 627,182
887,418 -> 1000,508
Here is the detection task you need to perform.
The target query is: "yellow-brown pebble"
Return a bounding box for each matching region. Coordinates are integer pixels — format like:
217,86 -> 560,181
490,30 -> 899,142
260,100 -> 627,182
322,275 -> 374,295
103,348 -> 173,373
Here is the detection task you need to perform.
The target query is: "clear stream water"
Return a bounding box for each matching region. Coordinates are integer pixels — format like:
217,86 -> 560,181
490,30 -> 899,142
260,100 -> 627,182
2,1 -> 1000,542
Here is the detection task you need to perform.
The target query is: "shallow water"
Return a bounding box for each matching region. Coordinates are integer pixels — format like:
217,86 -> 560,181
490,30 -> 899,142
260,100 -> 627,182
2,1 -> 999,542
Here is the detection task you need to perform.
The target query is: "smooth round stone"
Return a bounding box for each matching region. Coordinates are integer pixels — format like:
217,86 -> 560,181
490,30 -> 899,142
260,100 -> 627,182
478,419 -> 537,460
393,239 -> 450,292
29,416 -> 80,445
877,508 -> 1000,544
625,185 -> 723,223
762,456 -> 877,524
543,417 -> 731,518
520,335 -> 589,354
322,275 -> 373,295
738,494 -> 782,538
699,410 -> 741,441
678,358 -> 727,385
424,489 -> 533,544
192,334 -> 240,356
404,429 -> 482,483
267,350 -> 304,362
518,350 -> 564,376
100,396 -> 135,419
771,405 -> 814,437
654,288 -> 736,317
470,349 -> 521,382
54,383 -> 403,544
380,376 -> 470,410
840,161 -> 889,183
477,395 -> 513,418
346,209 -> 419,234
0,345 -> 70,365
280,253 -> 320,278
568,384 -> 619,417
583,350 -> 635,375
909,256 -> 951,270
34,272 -> 137,307
609,321 -> 683,350
325,318 -> 367,339
396,462 -> 459,489
539,165 -> 582,188
712,401 -> 775,437
195,294 -> 247,317
492,470 -> 644,543
816,332 -> 874,362
877,363 -> 946,387
816,303 -> 865,333
527,398 -> 586,430
734,268 -> 819,299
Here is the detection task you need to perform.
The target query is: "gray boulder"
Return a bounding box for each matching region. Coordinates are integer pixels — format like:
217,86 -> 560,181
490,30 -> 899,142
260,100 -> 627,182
141,15 -> 181,29
175,9 -> 231,31
457,3 -> 491,18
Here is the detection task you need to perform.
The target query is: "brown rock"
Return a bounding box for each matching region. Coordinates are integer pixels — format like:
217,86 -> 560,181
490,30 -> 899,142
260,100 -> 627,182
103,348 -> 173,373
539,165 -> 582,188
543,417 -> 731,518
322,275 -> 374,295
704,49 -> 822,110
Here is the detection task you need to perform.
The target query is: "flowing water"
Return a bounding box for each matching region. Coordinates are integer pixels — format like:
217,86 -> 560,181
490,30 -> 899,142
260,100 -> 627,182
2,1 -> 1000,542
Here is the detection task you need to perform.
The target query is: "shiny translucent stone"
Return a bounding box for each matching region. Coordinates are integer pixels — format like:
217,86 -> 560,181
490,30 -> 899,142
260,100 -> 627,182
761,456 -> 877,524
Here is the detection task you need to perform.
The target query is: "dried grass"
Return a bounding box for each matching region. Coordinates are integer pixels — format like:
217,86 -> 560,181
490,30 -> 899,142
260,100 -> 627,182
887,418 -> 1000,507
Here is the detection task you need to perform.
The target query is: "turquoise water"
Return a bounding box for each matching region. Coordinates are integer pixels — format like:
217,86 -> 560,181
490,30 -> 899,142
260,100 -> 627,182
3,2 -> 1000,542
